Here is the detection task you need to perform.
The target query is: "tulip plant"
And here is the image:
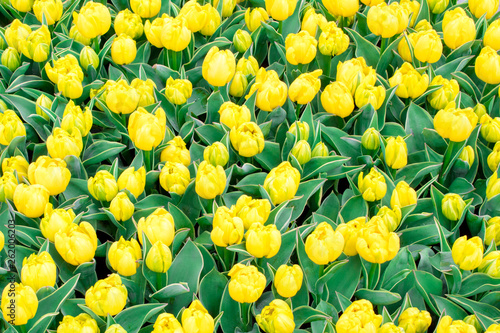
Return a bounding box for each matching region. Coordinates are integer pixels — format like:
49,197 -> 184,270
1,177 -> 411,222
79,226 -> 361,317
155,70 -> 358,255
1,0 -> 500,332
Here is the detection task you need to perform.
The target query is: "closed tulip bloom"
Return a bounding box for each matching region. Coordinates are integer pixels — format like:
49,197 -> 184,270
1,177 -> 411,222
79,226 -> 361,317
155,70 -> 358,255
1,47 -> 21,72
182,300 -> 214,333
302,8 -> 327,37
219,102 -> 252,129
379,323 -> 403,333
153,313 -> 183,333
264,161 -> 301,205
5,19 -> 31,52
33,0 -> 63,25
108,236 -> 142,276
427,75 -> 459,110
245,68 -> 288,111
73,1 -> 111,39
55,221 -> 97,266
57,314 -> 99,333
400,0 -> 420,27
321,81 -> 355,118
274,264 -> 303,298
80,46 -> 99,70
361,128 -> 380,151
21,251 -> 57,292
131,78 -> 156,107
128,107 -> 166,151
211,206 -> 244,247
323,0 -> 359,17
367,3 -> 400,38
165,77 -> 192,105
360,0 -> 384,5
228,264 -> 266,303
213,0 -> 238,17
236,56 -> 259,76
2,155 -> 29,179
137,207 -> 175,246
443,8 -> 476,49
105,324 -> 127,333
14,184 -> 50,218
230,121 -> 265,157
130,0 -> 160,18
40,203 -> 75,241
437,316 -> 478,333
245,7 -> 269,32
146,241 -> 172,273
469,0 -> 499,19
161,136 -> 191,166
256,299 -> 295,333
480,114 -> 500,142
337,300 -> 382,333
397,32 -> 417,62
106,80 -> 140,115
288,121 -> 310,141
488,142 -> 500,172
88,170 -> 118,202
355,83 -> 386,110
265,0 -> 296,21
45,54 -> 84,85
428,0 -> 449,13
47,127 -> 83,159
441,193 -> 466,221
385,136 -> 407,169
486,324 -> 500,333
336,217 -> 366,256
376,206 -> 402,233
357,217 -> 400,263
195,160 -> 226,199
290,140 -> 312,165
19,25 -> 50,61
434,102 -> 478,142
10,0 -> 34,12
398,307 -> 432,333
485,20 -> 500,51
285,31 -> 317,65
200,4 -> 221,36
69,24 -> 92,45
111,34 -> 137,65
393,2 -> 410,34
1,282 -> 38,326
85,274 -> 127,316
144,14 -> 170,48
358,168 -> 387,202
487,171 -> 500,200
0,110 -> 26,145
336,57 -> 376,95
305,222 -> 344,265
318,22 -> 350,57
115,9 -> 144,39
61,101 -> 92,137
412,29 -> 443,64
202,46 -> 236,87
35,94 -> 52,121
452,235 -> 484,270
229,71 -> 248,97
178,0 -> 208,32
0,172 -> 17,202
389,62 -> 429,99
234,195 -> 271,229
109,192 -> 135,221
245,223 -> 281,258
479,251 -> 500,278
204,142 -> 229,167
28,156 -> 71,196
475,46 -> 500,85
289,69 -> 322,105
117,166 -> 146,198
391,181 -> 417,209
58,72 -> 84,99
160,162 -> 191,195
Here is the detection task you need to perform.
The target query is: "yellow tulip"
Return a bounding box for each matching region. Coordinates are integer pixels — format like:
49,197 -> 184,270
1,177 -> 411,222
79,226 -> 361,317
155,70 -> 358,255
485,19 -> 500,51
14,184 -> 50,218
0,172 -> 17,202
397,307 -> 432,333
130,0 -> 161,18
1,282 -> 38,326
28,155 -> 71,196
288,121 -> 310,141
263,161 -> 301,205
305,222 -> 344,265
33,0 -> 63,25
111,34 -> 137,65
20,25 -> 51,62
389,62 -> 429,99
73,1 -> 111,39
0,110 -> 26,146
434,102 -> 478,142
202,46 -> 236,87
21,251 -> 57,292
57,314 -> 99,333
40,203 -> 75,242
442,8 -> 476,49
159,161 -> 191,195
428,0 -> 449,13
218,101 -> 251,129
427,75 -> 460,110
45,54 -> 83,85
321,81 -> 354,118
391,181 -> 417,208
80,46 -> 99,70
182,300 -> 214,333
137,207 -> 175,246
318,21 -> 350,56
486,171 -> 500,200
153,313 -> 183,333
376,206 -> 402,232
211,206 -> 244,247
358,168 -> 387,202
165,77 -> 192,105
385,136 -> 408,169
336,299 -> 382,333
245,7 -> 269,32
289,69 -> 322,105
114,9 -> 144,39
480,114 -> 500,143
234,194 -> 272,229
236,56 -> 259,75
230,121 -> 265,157
229,71 -> 248,97
5,19 -> 31,52
85,274 -> 128,316
233,30 -> 252,54
195,160 -> 227,199
336,217 -> 366,256
178,0 -> 208,32
302,8 -> 327,37
128,107 -> 167,151
436,316 -> 478,333
479,251 -> 500,278
61,100 -> 92,137
361,128 -> 380,150
109,192 -> 135,221
2,155 -> 29,179
88,170 -> 118,202
1,47 -> 21,72
228,264 -> 266,303
367,3 -> 401,38
285,31 -> 317,65
265,0 -> 296,21
105,324 -> 127,333
245,67 -> 288,111
323,0 -> 359,17
451,236 -> 484,270
105,80 -> 140,115
131,78 -> 156,107
337,57 -> 376,95
274,264 -> 303,298
469,0 -> 499,19
379,323 -> 403,333
69,24 -> 91,45
10,0 -> 34,12
213,0 -> 238,17
357,216 -> 400,263
488,142 -> 500,172
161,136 -> 191,166
355,83 -> 386,110
204,142 -> 229,167
200,5 -> 221,36
475,46 -> 500,85
441,193 -> 466,221
144,14 -> 170,48
117,166 -> 146,198
400,0 -> 420,27
245,223 -> 281,258
256,299 -> 295,333
146,241 -> 172,273
108,236 -> 142,276
58,72 -> 83,100
55,221 -> 98,266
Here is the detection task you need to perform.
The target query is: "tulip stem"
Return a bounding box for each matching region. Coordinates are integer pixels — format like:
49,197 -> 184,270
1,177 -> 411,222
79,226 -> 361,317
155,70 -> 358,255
278,21 -> 283,35
156,272 -> 164,291
318,264 -> 324,278
19,325 -> 27,333
213,86 -> 219,93
380,38 -> 388,54
295,104 -> 301,120
240,302 -> 251,328
144,150 -> 152,172
121,114 -> 127,127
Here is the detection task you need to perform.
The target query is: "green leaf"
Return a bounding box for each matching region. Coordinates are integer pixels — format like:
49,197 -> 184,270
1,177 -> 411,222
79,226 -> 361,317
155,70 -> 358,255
354,289 -> 402,306
82,140 -> 126,166
114,303 -> 166,333
199,268 -> 228,318
150,283 -> 190,302
345,28 -> 380,67
293,306 -> 331,328
458,273 -> 500,297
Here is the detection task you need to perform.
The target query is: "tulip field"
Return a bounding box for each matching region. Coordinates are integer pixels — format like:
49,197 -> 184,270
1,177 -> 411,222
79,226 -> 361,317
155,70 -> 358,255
1,0 -> 500,332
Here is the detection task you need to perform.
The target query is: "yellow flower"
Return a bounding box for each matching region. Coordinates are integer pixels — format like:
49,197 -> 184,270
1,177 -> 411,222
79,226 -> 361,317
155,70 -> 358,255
202,46 -> 236,87
452,236 -> 483,270
146,241 -> 172,273
443,8 -> 476,49
289,69 -> 322,105
88,170 -> 118,202
178,0 -> 208,32
211,206 -> 244,247
463,315 -> 482,333
55,221 -> 98,266
379,323 -> 403,333
218,101 -> 251,129
109,192 -> 135,221
321,81 -> 354,118
228,264 -> 266,303
229,71 -> 248,97
1,47 -> 21,72
0,171 -> 17,202
73,1 -> 111,39
486,324 -> 500,333
376,206 -> 402,232
47,127 -> 83,159
105,324 -> 127,333
367,3 -> 401,38
85,274 -> 127,316
357,217 -> 400,263
289,121 -> 310,141
318,22 -> 350,56
479,251 -> 500,278
0,231 -> 3,252
137,207 -> 176,246
57,314 -> 99,333
153,313 -> 183,333
58,73 -> 83,100
108,236 -> 142,276
40,203 -> 75,242
10,0 -> 34,12
236,56 -> 259,76
115,9 -> 144,39
400,0 -> 420,27
245,68 -> 288,111
385,136 -> 407,169
20,25 -> 51,62
128,107 -> 166,151
256,299 -> 295,333
80,46 -> 99,70
487,171 -> 500,200
130,0 -> 161,18
14,184 -> 50,218
361,127 -> 380,150
263,161 -> 301,205
358,168 -> 387,201
61,101 -> 92,137
323,0 -> 359,17
245,7 -> 269,32
397,32 -> 418,62
111,34 -> 137,65
144,14 -> 170,48
233,29 -> 252,53
33,0 -> 63,25
441,193 -> 466,221
485,19 -> 500,51
213,0 -> 238,17
265,0 -> 296,21
245,223 -> 281,258
274,264 -> 303,298
481,114 -> 500,143
475,46 -> 500,85
117,166 -> 146,198
159,161 -> 191,195
428,0 -> 449,13
336,300 -> 382,333
105,80 -> 140,115
3,155 -> 29,179
355,83 -> 386,110
195,160 -> 226,199
337,57 -> 376,95
412,30 -> 443,64
427,75 -> 460,110
436,316 -> 477,333
69,24 -> 92,45
285,31 -> 317,65
204,142 -> 229,167
397,307 -> 432,333
434,102 -> 478,142
469,0 -> 499,19
234,194 -> 272,229
391,181 -> 417,208
336,217 -> 366,256
302,8 -> 327,37
200,4 -> 221,36
5,19 -> 32,52
389,62 -> 429,99
131,78 -> 156,107
182,300 -> 214,333
28,155 -> 71,196
290,140 -> 312,165
1,282 -> 38,326
305,222 -> 344,265
21,251 -> 57,292
161,136 -> 191,167
488,142 -> 500,172
360,0 -> 384,5
0,110 -> 26,145
165,77 -> 192,105
45,54 -> 84,85
230,121 -> 265,157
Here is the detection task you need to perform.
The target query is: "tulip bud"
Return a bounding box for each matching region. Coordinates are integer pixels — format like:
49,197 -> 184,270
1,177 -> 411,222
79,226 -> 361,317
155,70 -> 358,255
385,136 -> 408,169
463,315 -> 483,333
5,19 -> 32,52
264,161 -> 301,205
321,81 -> 354,118
361,127 -> 380,150
161,136 -> 191,166
137,207 -> 175,246
1,47 -> 21,72
488,142 -> 500,172
245,7 -> 269,32
40,203 -> 75,242
218,101 -> 251,129
376,206 -> 402,232
234,194 -> 271,229
443,8 -> 476,49
476,46 -> 500,85
115,9 -> 144,39
1,282 -> 38,325
110,192 -> 135,221
2,155 -> 29,179
45,54 -> 84,85
305,222 -> 344,265
323,0 -> 359,17
434,102 -> 478,142
398,32 -> 417,62
177,0 -> 209,32
88,170 -> 118,202
182,300 -> 214,333
55,221 -> 98,266
195,160 -> 226,199
318,22 -> 350,57
302,7 -> 327,37
274,264 -> 303,298
285,31 -> 317,65
58,314 -> 99,333
61,100 -> 93,137
85,274 -> 128,316
213,0 -> 238,17
367,3 -> 404,38
312,142 -> 329,157
397,307 -> 432,333
204,142 -> 229,167
153,313 -> 183,333
478,251 -> 500,279
427,0 -> 449,13
58,72 -> 84,99
159,161 -> 191,195
14,184 -> 50,218
35,94 -> 52,121
146,241 -> 172,273
486,324 -> 500,333
357,217 -> 400,263
228,264 -> 266,303
245,223 -> 281,258
111,34 -> 137,65
459,145 -> 475,167
355,83 -> 386,110
21,251 -> 57,292
0,38 -> 5,51
108,236 -> 142,276
265,0 -> 296,21
389,62 -> 429,99
28,155 -> 71,196
230,122 -> 265,157
452,235 -> 483,270
290,140 -> 312,165
441,193 -> 466,221
487,171 -> 500,200
438,316 -> 479,333
144,14 -> 169,48
336,299 -> 383,333
336,217 -> 366,256
211,206 -> 244,247
0,110 -> 26,145
165,77 -> 192,105
117,166 -> 146,198
427,75 -> 460,110
105,324 -> 128,333
203,46 -> 236,87
10,0 -> 34,12
485,19 -> 500,51
486,217 -> 500,246
47,127 -> 83,159
236,56 -> 259,76
80,46 -> 99,70
33,0 -> 63,25
390,181 -> 417,209
73,2 -> 111,39
69,24 -> 91,46
358,168 -> 387,202
233,29 -> 252,54
229,71 -> 248,97
289,69 -> 322,105
256,299 -> 295,333
0,171 -> 17,202
337,57 -> 376,95
128,107 -> 167,151
0,99 -> 6,112
245,68 -> 288,111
